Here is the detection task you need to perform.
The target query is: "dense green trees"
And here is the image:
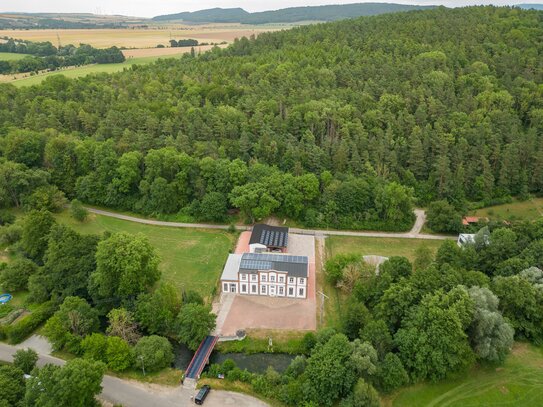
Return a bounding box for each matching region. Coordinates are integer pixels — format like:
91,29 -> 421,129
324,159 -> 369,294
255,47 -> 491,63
10,7 -> 543,229
90,232 -> 160,309
25,359 -> 105,407
132,335 -> 174,372
13,348 -> 38,375
176,303 -> 216,350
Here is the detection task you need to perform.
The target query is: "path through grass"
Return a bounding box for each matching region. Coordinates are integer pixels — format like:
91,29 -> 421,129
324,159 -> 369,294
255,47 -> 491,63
54,211 -> 236,298
386,342 -> 543,407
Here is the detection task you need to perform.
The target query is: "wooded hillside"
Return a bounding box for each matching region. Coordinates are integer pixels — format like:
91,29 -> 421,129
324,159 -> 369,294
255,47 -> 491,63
0,6 -> 542,228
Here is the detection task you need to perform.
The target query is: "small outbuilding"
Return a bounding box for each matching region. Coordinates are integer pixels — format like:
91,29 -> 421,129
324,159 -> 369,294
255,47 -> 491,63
249,224 -> 289,253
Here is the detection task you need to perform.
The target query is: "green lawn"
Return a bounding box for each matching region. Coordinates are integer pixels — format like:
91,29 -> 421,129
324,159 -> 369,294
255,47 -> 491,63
326,236 -> 445,262
386,342 -> 543,407
54,211 -> 236,298
471,198 -> 543,222
9,55 -> 182,87
0,52 -> 26,61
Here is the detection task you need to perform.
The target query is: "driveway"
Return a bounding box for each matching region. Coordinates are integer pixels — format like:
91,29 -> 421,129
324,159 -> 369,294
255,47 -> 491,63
0,342 -> 267,407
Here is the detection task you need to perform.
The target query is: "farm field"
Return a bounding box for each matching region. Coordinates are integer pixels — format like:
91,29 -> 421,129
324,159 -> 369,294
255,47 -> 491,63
326,236 -> 445,262
5,55 -> 179,87
0,52 -> 26,61
54,211 -> 236,298
122,43 -> 226,58
470,197 -> 543,222
386,342 -> 543,407
0,25 -> 282,48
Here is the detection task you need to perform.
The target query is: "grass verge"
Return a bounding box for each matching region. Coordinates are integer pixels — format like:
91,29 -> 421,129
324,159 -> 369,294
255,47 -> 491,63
216,330 -> 306,354
199,378 -> 285,407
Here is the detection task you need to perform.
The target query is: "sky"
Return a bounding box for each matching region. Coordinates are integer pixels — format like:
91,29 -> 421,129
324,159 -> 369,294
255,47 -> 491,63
0,1 -> 540,18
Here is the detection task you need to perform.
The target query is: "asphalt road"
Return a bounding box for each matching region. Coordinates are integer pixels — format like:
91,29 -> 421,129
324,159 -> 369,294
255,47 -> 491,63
0,342 -> 268,407
87,207 -> 451,241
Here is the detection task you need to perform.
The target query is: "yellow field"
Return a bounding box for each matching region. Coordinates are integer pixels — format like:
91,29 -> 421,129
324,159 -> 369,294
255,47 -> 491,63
1,25 -> 280,48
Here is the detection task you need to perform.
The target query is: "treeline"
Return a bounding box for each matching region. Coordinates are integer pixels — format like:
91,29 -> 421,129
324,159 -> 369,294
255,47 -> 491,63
204,217 -> 543,406
0,7 -> 542,223
0,130 -> 415,230
0,39 -> 125,75
169,39 -> 199,47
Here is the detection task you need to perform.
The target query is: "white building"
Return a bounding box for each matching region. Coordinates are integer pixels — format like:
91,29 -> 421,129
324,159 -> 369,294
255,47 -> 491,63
220,252 -> 308,299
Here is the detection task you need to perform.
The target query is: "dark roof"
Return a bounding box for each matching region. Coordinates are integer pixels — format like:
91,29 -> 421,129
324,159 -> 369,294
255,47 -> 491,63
249,224 -> 289,248
239,252 -> 308,278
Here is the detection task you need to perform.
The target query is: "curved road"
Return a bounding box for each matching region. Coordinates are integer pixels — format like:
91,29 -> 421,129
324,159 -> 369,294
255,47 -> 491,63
0,342 -> 268,407
87,207 -> 451,241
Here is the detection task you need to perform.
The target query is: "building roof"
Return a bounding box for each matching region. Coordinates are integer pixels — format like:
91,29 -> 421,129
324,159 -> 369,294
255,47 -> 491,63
240,252 -> 308,278
462,216 -> 488,226
220,254 -> 243,281
249,224 -> 289,248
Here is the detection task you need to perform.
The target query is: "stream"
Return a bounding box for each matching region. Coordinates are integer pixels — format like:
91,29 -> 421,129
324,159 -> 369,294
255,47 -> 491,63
173,343 -> 296,374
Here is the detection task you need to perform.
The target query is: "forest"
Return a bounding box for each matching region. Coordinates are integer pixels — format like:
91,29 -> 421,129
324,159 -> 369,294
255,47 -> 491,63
0,6 -> 542,231
0,38 -> 125,75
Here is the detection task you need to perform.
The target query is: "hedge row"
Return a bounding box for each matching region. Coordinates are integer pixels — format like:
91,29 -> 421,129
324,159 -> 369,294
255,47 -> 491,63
0,301 -> 56,344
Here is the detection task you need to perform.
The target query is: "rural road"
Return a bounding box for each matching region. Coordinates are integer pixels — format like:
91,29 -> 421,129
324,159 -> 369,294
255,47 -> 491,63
86,207 -> 451,240
0,342 -> 268,407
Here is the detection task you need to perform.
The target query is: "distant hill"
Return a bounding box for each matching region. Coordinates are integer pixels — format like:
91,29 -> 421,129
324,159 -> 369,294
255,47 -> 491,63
152,3 -> 437,24
516,3 -> 543,10
0,12 -> 145,29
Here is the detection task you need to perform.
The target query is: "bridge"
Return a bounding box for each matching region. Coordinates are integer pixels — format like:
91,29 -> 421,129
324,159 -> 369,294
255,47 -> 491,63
183,335 -> 218,388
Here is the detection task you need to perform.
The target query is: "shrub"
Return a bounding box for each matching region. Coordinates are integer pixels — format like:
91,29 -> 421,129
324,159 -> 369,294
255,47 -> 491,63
0,258 -> 38,291
13,348 -> 38,374
70,199 -> 88,222
5,301 -> 56,344
106,336 -> 133,372
133,335 -> 174,372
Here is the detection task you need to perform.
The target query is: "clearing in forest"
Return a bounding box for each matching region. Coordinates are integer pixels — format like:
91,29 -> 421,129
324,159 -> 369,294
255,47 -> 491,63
470,198 -> 543,223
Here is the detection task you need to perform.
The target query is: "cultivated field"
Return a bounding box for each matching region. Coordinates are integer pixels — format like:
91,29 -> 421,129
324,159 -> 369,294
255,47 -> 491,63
471,197 -> 543,222
54,211 -> 236,298
122,43 -> 226,58
0,52 -> 26,61
386,342 -> 543,407
326,236 -> 445,262
0,24 -> 281,48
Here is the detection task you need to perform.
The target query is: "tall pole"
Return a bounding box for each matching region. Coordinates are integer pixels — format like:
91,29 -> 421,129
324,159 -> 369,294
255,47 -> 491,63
318,291 -> 329,326
139,355 -> 145,376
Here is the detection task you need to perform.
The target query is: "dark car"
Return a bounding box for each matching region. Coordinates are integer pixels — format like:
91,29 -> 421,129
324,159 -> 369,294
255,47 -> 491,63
194,385 -> 210,405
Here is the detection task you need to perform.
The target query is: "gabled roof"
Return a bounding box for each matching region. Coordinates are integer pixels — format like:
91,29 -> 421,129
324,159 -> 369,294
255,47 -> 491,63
249,224 -> 289,248
239,252 -> 308,278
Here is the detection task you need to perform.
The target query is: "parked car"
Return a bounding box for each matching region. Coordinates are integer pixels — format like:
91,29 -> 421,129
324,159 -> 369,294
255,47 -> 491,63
194,385 -> 210,405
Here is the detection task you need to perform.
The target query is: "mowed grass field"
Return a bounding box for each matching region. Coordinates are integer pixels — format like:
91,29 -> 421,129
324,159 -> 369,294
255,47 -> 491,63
54,211 -> 236,298
6,55 -> 179,87
386,342 -> 543,407
326,236 -> 446,262
0,52 -> 26,61
0,25 -> 280,48
471,197 -> 543,222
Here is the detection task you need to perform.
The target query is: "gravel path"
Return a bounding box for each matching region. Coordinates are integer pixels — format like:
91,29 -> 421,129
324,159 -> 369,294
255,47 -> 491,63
86,207 -> 451,240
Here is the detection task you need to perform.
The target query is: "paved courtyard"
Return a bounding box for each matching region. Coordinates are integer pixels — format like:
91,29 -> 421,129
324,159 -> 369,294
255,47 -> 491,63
218,233 -> 317,335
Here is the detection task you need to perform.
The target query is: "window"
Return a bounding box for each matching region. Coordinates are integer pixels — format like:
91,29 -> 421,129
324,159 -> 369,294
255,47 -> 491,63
289,277 -> 295,284
240,274 -> 247,281
230,284 -> 237,293
241,284 -> 247,293
279,287 -> 284,295
251,284 -> 257,293
278,276 -> 284,283
223,283 -> 228,292
270,275 -> 275,282
261,285 -> 267,295
288,287 -> 294,296
251,274 -> 257,282
261,274 -> 267,282
299,287 -> 304,296
299,278 -> 305,284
